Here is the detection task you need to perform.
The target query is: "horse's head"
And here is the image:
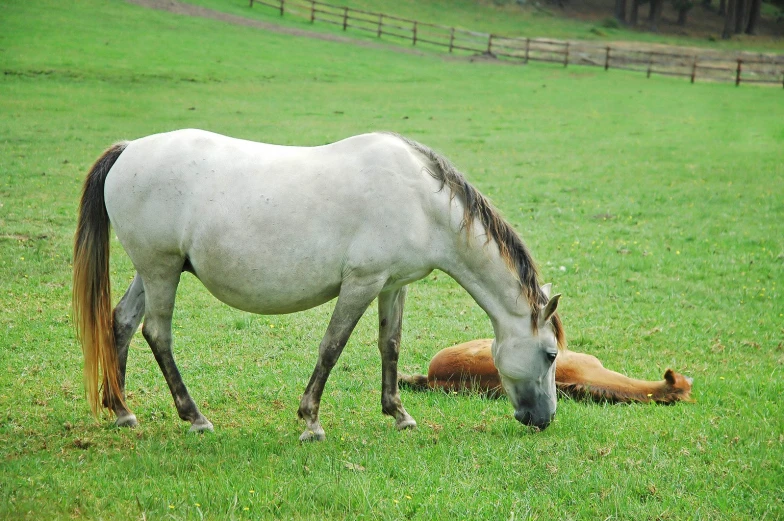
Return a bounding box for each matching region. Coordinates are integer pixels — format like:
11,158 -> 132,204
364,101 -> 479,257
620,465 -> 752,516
492,284 -> 561,430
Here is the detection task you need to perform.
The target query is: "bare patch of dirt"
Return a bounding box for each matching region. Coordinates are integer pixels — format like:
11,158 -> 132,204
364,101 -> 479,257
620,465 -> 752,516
125,0 -> 428,55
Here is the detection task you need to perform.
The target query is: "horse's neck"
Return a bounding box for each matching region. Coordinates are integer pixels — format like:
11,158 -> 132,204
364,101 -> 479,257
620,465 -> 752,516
441,234 -> 531,339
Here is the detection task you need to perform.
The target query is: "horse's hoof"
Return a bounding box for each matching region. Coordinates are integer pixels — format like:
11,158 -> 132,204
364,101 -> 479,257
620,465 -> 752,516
189,419 -> 214,433
115,413 -> 138,428
396,417 -> 417,431
299,428 -> 326,442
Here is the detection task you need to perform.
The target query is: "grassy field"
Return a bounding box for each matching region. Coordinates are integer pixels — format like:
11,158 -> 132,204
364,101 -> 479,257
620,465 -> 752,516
179,0 -> 784,52
1,0 -> 783,519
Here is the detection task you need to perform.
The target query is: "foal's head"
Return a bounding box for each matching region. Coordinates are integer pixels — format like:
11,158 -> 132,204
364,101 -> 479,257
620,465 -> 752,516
492,284 -> 562,430
658,369 -> 694,403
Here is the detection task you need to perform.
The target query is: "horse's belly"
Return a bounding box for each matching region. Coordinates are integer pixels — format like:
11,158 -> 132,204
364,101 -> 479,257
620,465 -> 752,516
188,248 -> 344,315
199,274 -> 341,315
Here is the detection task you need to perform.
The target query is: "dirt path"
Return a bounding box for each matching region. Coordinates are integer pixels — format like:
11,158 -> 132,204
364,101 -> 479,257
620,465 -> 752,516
126,0 -> 778,65
126,0 -> 431,57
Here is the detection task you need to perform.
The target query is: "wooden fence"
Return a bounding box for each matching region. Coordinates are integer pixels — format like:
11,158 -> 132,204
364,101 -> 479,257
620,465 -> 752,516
249,0 -> 784,87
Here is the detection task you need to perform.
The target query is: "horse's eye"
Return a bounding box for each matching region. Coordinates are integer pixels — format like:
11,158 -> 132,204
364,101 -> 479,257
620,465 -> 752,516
546,352 -> 557,363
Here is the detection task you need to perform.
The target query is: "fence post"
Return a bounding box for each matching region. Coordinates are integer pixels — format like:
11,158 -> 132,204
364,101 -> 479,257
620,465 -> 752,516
604,46 -> 611,71
449,28 -> 455,53
647,52 -> 653,78
487,34 -> 493,55
524,38 -> 530,64
412,21 -> 418,46
249,0 -> 253,7
280,0 -> 284,16
564,42 -> 569,67
377,14 -> 383,37
342,6 -> 348,31
691,56 -> 697,84
310,0 -> 315,23
736,59 -> 742,86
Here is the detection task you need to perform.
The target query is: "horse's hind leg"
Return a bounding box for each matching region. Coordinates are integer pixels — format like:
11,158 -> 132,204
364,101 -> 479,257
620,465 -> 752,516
298,279 -> 382,442
140,269 -> 213,433
107,273 -> 145,427
378,287 -> 416,430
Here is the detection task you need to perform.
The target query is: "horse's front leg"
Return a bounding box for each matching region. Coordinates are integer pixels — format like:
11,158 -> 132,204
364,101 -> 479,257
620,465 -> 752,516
378,287 -> 416,430
106,273 -> 145,427
298,280 -> 381,442
141,271 -> 213,433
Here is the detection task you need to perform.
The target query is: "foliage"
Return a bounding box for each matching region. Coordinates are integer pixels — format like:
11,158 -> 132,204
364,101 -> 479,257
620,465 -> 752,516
1,0 -> 783,519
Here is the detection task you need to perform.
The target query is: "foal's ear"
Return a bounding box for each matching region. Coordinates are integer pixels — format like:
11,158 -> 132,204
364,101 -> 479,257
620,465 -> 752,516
541,293 -> 561,324
541,283 -> 552,300
664,368 -> 676,385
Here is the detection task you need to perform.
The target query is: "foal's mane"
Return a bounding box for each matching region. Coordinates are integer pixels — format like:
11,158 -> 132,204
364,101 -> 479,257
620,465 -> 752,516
392,133 -> 565,349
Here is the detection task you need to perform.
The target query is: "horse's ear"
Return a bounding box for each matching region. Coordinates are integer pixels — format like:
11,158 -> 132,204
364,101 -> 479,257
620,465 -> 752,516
664,368 -> 676,385
541,293 -> 561,324
541,283 -> 552,300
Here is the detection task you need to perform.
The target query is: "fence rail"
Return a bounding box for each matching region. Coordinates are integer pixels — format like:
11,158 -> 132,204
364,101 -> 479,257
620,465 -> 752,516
250,0 -> 784,87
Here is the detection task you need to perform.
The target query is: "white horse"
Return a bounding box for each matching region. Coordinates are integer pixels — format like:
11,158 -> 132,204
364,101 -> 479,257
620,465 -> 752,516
73,129 -> 565,440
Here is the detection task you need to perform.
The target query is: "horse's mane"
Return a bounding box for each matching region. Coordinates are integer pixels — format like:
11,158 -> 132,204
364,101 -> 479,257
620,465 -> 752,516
392,133 -> 565,349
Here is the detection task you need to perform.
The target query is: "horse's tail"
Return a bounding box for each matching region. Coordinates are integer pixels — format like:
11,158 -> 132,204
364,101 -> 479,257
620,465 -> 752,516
398,373 -> 431,391
73,141 -> 129,417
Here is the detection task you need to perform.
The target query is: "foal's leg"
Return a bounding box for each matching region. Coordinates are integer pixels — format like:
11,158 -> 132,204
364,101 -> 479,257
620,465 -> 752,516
140,271 -> 213,433
298,280 -> 382,442
107,273 -> 145,427
377,287 -> 416,430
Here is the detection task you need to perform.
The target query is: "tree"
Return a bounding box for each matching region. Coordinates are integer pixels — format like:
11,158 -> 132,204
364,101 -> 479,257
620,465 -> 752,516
648,0 -> 665,29
722,0 -> 736,38
615,0 -> 628,22
745,0 -> 762,33
672,0 -> 695,25
735,0 -> 747,33
629,0 -> 646,24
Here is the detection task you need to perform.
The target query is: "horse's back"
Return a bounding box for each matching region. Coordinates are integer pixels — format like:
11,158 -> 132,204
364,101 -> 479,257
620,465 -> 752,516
103,130 -> 448,314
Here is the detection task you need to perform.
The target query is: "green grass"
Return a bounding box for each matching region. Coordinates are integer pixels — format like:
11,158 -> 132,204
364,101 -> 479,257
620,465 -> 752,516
1,0 -> 783,519
181,0 -> 784,52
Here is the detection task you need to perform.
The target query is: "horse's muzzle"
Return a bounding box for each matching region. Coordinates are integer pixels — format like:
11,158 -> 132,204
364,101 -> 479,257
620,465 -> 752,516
514,409 -> 553,430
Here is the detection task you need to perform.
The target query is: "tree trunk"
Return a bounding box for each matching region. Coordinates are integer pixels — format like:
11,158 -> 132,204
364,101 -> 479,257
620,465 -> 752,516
677,7 -> 689,25
745,0 -> 761,33
722,0 -> 736,38
648,0 -> 664,30
719,0 -> 726,14
734,0 -> 746,33
615,0 -> 628,22
629,0 -> 645,23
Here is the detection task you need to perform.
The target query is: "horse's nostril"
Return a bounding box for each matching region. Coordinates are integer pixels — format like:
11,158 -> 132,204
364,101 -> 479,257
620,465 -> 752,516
514,410 -> 553,430
514,410 -> 531,425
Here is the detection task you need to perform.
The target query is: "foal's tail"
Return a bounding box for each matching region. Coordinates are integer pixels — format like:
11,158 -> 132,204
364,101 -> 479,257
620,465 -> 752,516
398,373 -> 431,391
73,142 -> 129,417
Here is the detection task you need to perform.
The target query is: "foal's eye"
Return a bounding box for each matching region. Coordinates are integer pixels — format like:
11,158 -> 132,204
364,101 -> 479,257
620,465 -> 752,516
546,352 -> 557,363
